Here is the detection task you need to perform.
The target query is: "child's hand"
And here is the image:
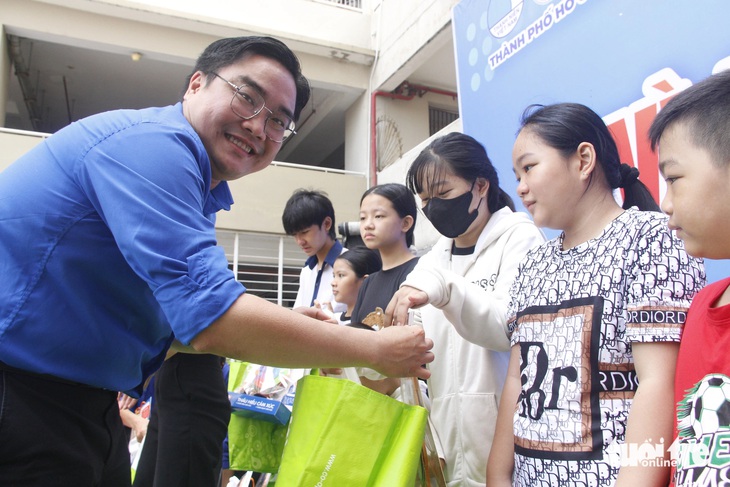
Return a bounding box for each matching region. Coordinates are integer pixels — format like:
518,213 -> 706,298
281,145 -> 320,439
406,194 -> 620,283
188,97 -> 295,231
385,285 -> 428,327
313,300 -> 335,316
117,392 -> 137,410
320,367 -> 343,376
294,305 -> 337,323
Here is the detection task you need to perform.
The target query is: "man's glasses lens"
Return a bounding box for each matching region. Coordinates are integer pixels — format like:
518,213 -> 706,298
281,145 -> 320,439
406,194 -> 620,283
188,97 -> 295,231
230,86 -> 295,142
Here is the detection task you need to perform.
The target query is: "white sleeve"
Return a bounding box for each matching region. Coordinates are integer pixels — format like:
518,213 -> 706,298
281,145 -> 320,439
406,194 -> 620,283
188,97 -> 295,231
624,218 -> 705,343
292,266 -> 308,309
401,224 -> 544,351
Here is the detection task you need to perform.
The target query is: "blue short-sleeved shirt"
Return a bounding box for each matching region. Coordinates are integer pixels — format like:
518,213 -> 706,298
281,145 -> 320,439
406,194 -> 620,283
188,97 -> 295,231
0,104 -> 245,395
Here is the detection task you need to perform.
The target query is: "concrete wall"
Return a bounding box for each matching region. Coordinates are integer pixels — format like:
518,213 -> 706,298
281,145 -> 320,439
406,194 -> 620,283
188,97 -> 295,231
218,164 -> 367,233
371,0 -> 460,90
2,0 -> 461,212
0,0 -> 373,94
0,129 -> 366,234
377,118 -> 462,253
0,130 -> 48,171
55,0 -> 375,55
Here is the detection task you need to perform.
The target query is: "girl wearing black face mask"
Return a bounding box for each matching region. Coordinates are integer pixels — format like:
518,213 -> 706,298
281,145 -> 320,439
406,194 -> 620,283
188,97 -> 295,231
383,132 -> 545,486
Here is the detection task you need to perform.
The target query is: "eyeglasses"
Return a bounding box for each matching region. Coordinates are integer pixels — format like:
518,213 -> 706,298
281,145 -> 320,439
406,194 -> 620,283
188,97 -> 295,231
212,72 -> 296,143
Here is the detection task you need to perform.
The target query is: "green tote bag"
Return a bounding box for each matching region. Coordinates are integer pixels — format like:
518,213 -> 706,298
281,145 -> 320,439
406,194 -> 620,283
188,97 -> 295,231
227,361 -> 291,473
276,374 -> 428,487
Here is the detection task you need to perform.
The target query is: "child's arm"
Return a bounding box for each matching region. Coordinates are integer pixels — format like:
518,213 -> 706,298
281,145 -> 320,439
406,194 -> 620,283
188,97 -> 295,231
119,408 -> 149,442
615,341 -> 679,487
487,344 -> 521,486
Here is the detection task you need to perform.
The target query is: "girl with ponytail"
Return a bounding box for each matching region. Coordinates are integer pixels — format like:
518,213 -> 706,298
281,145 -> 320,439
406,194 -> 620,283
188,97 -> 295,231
488,103 -> 705,487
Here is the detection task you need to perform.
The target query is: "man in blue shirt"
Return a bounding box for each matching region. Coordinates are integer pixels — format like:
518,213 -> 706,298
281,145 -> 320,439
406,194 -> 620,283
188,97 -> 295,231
0,36 -> 434,486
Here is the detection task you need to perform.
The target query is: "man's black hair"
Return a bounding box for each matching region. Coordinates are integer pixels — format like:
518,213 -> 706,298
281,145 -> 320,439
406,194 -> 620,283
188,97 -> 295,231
184,36 -> 311,121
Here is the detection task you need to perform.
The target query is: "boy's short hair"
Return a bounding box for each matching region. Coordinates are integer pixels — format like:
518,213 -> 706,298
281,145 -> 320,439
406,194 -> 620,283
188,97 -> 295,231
649,70 -> 730,168
282,189 -> 337,240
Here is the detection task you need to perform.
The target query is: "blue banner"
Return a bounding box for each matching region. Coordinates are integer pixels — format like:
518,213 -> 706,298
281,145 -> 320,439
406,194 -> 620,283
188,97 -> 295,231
452,0 -> 730,282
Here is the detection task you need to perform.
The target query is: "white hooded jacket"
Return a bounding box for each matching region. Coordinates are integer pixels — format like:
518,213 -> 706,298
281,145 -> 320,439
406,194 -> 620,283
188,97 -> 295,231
401,207 -> 545,487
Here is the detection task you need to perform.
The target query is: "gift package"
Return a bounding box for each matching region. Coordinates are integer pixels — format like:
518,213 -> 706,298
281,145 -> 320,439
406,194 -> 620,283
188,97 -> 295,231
227,362 -> 310,473
228,363 -> 306,425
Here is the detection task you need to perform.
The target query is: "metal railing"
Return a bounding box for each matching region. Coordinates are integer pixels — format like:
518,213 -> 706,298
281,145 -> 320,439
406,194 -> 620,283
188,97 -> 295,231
218,230 -> 304,309
313,0 -> 362,10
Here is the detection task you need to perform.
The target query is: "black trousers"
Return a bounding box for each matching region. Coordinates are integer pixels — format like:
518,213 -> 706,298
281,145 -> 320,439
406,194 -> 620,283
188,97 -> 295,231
133,353 -> 230,487
0,364 -> 131,487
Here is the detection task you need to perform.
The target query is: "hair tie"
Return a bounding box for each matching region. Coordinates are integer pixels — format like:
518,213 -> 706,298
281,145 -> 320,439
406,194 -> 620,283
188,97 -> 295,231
619,163 -> 640,188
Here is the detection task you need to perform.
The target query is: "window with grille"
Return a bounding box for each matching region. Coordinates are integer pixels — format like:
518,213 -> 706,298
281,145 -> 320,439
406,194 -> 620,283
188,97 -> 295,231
429,105 -> 459,136
217,230 -> 305,309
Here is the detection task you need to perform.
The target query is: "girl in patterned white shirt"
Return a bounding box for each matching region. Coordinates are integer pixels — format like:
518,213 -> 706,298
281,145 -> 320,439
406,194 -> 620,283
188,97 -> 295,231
488,103 -> 705,487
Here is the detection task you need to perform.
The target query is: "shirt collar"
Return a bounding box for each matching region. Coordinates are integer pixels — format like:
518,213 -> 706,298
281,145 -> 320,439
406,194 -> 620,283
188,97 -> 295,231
204,182 -> 234,214
304,240 -> 343,269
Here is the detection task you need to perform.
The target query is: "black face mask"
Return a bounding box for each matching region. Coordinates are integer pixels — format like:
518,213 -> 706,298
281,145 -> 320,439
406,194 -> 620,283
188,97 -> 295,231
423,183 -> 479,238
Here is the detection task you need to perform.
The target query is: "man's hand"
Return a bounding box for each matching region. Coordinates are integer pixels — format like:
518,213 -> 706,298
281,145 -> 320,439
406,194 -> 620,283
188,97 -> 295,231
370,325 -> 433,380
384,285 -> 429,327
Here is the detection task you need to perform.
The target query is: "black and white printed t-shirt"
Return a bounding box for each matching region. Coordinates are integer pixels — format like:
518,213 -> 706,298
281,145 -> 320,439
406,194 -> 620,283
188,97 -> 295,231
506,208 -> 705,487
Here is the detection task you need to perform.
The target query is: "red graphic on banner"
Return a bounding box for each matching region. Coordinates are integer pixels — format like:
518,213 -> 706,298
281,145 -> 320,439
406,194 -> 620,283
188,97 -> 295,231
604,68 -> 692,204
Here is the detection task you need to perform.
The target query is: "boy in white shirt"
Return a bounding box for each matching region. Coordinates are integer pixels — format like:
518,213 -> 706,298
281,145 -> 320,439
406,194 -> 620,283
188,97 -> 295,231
282,189 -> 346,312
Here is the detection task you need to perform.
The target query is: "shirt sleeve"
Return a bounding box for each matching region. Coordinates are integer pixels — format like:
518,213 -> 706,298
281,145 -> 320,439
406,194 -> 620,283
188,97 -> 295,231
624,217 -> 706,343
75,122 -> 244,344
293,266 -> 308,309
402,223 -> 544,351
350,276 -> 371,325
506,247 -> 541,347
